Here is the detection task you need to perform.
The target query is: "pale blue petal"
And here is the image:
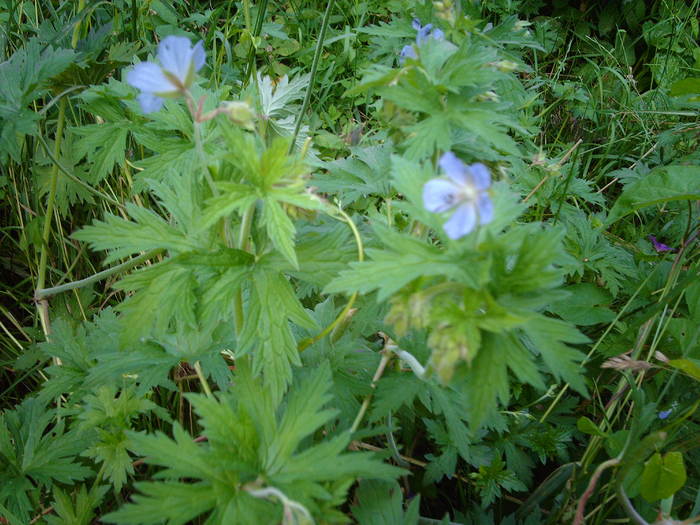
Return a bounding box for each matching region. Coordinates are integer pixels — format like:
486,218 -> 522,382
127,62 -> 175,94
444,203 -> 476,240
192,40 -> 206,72
423,179 -> 459,213
158,35 -> 194,84
469,162 -> 491,190
439,152 -> 468,185
400,44 -> 417,61
412,19 -> 422,31
416,23 -> 433,45
137,93 -> 165,113
477,192 -> 494,224
431,28 -> 445,41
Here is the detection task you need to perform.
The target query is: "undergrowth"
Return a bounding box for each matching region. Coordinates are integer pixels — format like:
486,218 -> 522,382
1,0 -> 699,524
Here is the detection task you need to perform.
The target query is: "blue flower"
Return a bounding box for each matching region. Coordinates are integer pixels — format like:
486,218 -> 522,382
658,409 -> 672,420
400,19 -> 445,63
400,44 -> 417,61
127,35 -> 206,114
413,19 -> 444,45
423,152 -> 494,240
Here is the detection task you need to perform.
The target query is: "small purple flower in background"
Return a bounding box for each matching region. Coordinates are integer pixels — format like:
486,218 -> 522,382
658,408 -> 672,419
127,35 -> 206,114
648,235 -> 673,253
400,19 -> 445,63
423,152 -> 494,240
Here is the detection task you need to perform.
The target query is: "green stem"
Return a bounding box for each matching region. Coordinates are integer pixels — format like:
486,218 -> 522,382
350,351 -> 392,434
36,97 -> 67,335
192,119 -> 219,197
243,0 -> 269,86
35,250 -> 163,300
298,207 -> 363,351
233,203 -> 256,335
194,361 -> 213,397
71,0 -> 86,48
289,0 -> 334,154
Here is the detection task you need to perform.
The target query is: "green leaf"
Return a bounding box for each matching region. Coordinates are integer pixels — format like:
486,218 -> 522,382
73,203 -> 195,263
667,358 -> 700,382
0,398 -> 93,522
325,222 -> 485,301
102,482 -> 217,525
463,334 -> 509,430
262,197 -> 298,268
351,480 -> 420,525
0,38 -> 76,162
640,451 -> 686,502
72,122 -> 129,183
606,165 -> 700,225
199,183 -> 258,231
46,485 -> 109,525
549,283 -> 616,326
522,316 -> 588,395
239,268 -> 317,401
108,363 -> 400,523
577,416 -> 607,437
669,77 -> 700,97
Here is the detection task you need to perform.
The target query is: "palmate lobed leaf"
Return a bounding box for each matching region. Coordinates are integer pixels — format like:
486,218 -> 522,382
73,203 -> 196,263
71,122 -> 129,183
0,399 -> 93,521
103,482 -> 217,525
107,364 -> 400,523
606,164 -> 700,225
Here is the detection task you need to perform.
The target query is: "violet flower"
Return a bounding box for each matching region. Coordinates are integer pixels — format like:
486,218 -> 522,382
127,36 -> 206,114
648,235 -> 673,253
423,152 -> 494,240
400,18 -> 445,63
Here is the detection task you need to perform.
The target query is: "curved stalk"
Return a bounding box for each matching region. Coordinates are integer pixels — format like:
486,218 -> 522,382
35,250 -> 163,300
298,206 -> 363,351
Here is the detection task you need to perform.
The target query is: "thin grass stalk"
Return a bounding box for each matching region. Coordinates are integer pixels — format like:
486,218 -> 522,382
289,0 -> 334,154
36,97 -> 67,336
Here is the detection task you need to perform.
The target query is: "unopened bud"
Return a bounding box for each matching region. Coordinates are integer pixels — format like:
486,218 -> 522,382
475,90 -> 499,102
492,60 -> 519,73
222,101 -> 256,130
514,20 -> 531,32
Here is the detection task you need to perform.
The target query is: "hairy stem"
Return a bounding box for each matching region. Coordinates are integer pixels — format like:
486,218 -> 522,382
35,250 -> 163,300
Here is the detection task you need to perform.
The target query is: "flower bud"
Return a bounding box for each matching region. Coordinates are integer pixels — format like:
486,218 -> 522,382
222,101 -> 256,130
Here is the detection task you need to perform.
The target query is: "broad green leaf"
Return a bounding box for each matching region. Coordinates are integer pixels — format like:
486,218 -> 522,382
669,77 -> 700,97
667,358 -> 700,382
640,451 -> 686,502
606,165 -> 700,225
